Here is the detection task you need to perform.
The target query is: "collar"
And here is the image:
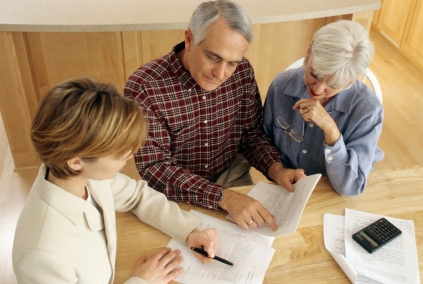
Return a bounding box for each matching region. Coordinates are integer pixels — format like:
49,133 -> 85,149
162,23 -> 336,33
169,41 -> 201,92
284,67 -> 355,114
35,164 -> 104,231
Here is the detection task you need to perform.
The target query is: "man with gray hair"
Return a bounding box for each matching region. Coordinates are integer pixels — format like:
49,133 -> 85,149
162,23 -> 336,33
125,0 -> 303,230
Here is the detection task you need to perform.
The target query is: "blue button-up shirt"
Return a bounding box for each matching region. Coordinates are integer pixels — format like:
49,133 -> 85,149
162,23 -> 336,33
263,67 -> 384,196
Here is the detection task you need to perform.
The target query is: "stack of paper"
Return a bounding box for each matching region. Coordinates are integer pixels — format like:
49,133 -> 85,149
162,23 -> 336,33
168,210 -> 275,284
167,174 -> 322,284
324,208 -> 420,284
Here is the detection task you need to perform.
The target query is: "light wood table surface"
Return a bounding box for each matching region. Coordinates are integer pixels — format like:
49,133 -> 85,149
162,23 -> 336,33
115,166 -> 423,283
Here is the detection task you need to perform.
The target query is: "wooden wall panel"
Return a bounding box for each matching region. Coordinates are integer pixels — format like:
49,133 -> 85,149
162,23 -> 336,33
0,32 -> 39,170
402,0 -> 423,72
376,0 -> 413,45
26,32 -> 127,95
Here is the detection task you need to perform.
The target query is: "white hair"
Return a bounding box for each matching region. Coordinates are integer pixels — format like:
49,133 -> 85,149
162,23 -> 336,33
308,20 -> 374,89
188,0 -> 253,45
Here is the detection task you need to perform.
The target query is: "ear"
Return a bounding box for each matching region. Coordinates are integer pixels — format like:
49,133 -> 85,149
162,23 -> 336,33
184,29 -> 194,52
67,158 -> 83,171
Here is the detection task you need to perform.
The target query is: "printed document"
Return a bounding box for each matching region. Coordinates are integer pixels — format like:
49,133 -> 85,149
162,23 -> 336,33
232,174 -> 321,236
167,211 -> 275,284
324,209 -> 420,284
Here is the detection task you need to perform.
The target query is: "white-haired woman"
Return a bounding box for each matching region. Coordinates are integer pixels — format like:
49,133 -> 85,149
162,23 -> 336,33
263,20 -> 384,195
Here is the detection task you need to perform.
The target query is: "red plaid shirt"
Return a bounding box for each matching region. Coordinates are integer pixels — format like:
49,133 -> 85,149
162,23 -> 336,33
124,42 -> 280,210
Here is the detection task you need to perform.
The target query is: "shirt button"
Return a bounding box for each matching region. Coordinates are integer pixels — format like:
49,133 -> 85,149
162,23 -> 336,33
202,96 -> 206,100
204,120 -> 208,124
309,123 -> 314,127
188,88 -> 192,92
328,156 -> 334,161
208,205 -> 213,209
205,143 -> 209,146
302,150 -> 307,154
326,149 -> 331,154
205,165 -> 208,168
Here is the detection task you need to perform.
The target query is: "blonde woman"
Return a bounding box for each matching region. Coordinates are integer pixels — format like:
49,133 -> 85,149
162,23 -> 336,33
13,78 -> 218,284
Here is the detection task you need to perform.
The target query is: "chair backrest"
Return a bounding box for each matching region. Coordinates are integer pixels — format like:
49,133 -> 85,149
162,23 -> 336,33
285,57 -> 382,103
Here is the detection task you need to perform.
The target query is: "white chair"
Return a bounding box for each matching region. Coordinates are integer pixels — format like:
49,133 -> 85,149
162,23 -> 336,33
285,57 -> 382,103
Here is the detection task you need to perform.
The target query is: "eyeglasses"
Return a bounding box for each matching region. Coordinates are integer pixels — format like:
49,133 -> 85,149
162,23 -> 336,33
276,115 -> 304,143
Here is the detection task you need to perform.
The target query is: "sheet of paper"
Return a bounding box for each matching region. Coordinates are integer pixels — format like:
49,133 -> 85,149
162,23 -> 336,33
232,174 -> 321,236
344,209 -> 420,284
190,210 -> 274,247
323,213 -> 381,284
167,210 -> 275,284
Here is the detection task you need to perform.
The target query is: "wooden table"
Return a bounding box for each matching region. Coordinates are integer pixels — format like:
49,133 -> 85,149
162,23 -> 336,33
115,166 -> 423,283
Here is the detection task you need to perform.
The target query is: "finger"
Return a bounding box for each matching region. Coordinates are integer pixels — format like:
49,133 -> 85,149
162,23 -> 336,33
236,218 -> 250,230
163,254 -> 183,271
281,179 -> 295,191
192,247 -> 214,264
257,207 -> 278,230
152,247 -> 172,262
294,169 -> 306,181
158,249 -> 181,267
292,101 -> 300,110
250,212 -> 265,227
293,98 -> 309,110
165,267 -> 184,282
205,242 -> 216,258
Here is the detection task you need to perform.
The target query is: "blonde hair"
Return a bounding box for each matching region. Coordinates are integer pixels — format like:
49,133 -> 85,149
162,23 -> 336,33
31,77 -> 147,178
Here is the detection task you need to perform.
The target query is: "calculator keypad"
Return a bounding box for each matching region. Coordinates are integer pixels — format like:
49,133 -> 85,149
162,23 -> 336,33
364,218 -> 402,245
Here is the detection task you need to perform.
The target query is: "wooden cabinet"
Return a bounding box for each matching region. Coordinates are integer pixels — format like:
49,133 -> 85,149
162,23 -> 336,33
373,0 -> 423,72
402,0 -> 423,71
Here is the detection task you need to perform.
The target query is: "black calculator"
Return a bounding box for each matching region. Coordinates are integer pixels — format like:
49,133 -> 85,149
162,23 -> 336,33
352,218 -> 402,253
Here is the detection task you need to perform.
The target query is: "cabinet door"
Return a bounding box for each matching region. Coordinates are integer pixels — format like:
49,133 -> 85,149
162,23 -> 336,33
401,0 -> 423,71
377,0 -> 413,45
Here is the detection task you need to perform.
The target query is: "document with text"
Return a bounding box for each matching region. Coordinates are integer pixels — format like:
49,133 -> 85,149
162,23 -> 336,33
233,174 -> 321,236
167,211 -> 275,284
324,209 -> 420,284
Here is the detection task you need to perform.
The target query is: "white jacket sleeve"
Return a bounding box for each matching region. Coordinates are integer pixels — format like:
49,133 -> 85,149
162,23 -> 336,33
110,173 -> 201,244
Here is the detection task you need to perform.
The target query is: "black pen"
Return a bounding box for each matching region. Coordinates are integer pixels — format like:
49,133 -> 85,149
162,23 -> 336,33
191,247 -> 235,267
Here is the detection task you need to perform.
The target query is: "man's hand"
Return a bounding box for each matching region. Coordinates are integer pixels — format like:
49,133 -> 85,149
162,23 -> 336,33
219,189 -> 278,231
268,162 -> 306,191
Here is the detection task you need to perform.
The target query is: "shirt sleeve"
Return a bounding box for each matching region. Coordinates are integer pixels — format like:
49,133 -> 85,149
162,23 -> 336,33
323,105 -> 384,196
238,71 -> 281,177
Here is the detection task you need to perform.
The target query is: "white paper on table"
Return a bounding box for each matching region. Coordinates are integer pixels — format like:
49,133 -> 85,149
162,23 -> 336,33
323,213 -> 381,284
344,208 -> 420,284
227,174 -> 321,236
167,210 -> 275,284
190,210 -> 274,247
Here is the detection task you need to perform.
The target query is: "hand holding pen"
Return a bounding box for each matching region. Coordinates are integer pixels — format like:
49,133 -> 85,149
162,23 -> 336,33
185,228 -> 219,264
191,247 -> 235,267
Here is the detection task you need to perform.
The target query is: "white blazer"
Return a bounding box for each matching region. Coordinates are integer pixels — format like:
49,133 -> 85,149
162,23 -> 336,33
13,164 -> 201,284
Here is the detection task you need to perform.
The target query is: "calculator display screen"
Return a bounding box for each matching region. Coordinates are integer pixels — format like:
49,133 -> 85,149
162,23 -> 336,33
358,231 -> 378,247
